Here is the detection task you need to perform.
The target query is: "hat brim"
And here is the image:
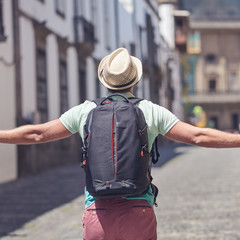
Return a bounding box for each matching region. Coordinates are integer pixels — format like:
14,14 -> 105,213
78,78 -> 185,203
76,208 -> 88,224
98,55 -> 142,90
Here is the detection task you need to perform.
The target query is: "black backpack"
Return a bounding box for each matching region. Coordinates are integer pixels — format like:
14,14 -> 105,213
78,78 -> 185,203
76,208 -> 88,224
82,94 -> 159,200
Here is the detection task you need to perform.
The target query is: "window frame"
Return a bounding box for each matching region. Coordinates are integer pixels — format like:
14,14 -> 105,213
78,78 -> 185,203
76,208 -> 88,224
55,0 -> 66,18
36,48 -> 48,123
205,54 -> 218,64
0,0 -> 7,42
208,78 -> 217,92
59,59 -> 69,114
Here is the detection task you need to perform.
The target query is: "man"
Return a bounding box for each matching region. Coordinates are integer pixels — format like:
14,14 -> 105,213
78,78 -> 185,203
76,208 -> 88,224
1,48 -> 240,240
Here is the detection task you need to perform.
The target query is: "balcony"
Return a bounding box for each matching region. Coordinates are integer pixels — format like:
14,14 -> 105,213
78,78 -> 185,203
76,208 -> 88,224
74,16 -> 95,56
174,10 -> 190,52
185,90 -> 240,104
158,0 -> 178,3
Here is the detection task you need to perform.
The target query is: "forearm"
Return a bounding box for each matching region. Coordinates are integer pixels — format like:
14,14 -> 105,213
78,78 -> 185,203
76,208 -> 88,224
194,128 -> 240,148
0,125 -> 45,145
0,119 -> 72,145
166,122 -> 240,148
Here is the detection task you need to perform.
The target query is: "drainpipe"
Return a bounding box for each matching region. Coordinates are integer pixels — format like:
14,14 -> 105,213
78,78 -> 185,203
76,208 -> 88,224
114,0 -> 119,48
12,0 -> 23,178
12,0 -> 23,126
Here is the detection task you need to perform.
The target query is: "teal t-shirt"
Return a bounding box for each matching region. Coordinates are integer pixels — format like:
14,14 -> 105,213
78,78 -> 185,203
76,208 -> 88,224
59,92 -> 179,208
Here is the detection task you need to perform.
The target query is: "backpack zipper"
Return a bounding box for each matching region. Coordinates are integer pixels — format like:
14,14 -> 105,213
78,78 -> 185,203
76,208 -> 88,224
112,113 -> 117,180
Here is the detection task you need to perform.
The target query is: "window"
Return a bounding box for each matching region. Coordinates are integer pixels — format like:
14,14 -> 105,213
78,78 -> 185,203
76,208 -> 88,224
205,54 -> 217,64
79,69 -> 86,103
130,43 -> 136,56
208,78 -> 217,92
91,0 -> 98,41
139,25 -> 147,59
36,48 -> 48,123
210,116 -> 218,129
55,0 -> 66,18
103,0 -> 110,50
95,76 -> 101,98
232,113 -> 239,130
229,71 -> 238,92
0,0 -> 6,42
59,60 -> 68,114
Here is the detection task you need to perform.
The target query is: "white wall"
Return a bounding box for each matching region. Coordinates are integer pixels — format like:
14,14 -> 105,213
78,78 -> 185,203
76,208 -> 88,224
19,0 -> 75,42
171,52 -> 183,120
19,0 -> 81,120
93,0 -> 117,58
47,34 -> 60,120
118,2 -> 134,47
0,0 -> 17,182
20,16 -> 37,121
91,0 -> 121,97
86,57 -> 97,101
67,47 -> 79,108
159,4 -> 175,49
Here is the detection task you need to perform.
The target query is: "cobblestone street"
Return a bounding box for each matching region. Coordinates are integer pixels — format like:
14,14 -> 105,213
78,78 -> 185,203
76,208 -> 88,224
1,144 -> 240,240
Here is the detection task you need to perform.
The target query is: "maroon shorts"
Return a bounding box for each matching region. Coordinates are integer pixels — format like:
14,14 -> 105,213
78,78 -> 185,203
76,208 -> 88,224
82,198 -> 157,240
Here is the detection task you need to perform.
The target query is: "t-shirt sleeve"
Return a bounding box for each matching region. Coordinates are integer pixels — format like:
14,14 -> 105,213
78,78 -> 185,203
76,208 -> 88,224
59,101 -> 96,136
59,105 -> 81,134
157,106 -> 179,135
139,100 -> 179,137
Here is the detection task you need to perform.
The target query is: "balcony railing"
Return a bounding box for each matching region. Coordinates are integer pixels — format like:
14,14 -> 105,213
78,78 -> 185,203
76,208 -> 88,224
185,90 -> 240,104
74,16 -> 95,54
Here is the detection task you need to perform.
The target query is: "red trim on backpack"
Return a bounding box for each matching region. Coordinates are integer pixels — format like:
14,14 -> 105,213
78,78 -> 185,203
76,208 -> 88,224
114,115 -> 117,180
86,134 -> 90,141
112,116 -> 115,175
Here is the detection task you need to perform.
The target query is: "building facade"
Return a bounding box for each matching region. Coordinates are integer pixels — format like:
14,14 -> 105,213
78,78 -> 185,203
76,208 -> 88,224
158,0 -> 186,119
0,0 -> 17,183
180,0 -> 240,130
0,0 -> 181,183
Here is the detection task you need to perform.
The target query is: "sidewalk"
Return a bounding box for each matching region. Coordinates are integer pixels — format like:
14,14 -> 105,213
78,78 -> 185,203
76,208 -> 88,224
2,143 -> 240,239
0,164 -> 86,239
1,196 -> 85,240
0,142 -> 183,240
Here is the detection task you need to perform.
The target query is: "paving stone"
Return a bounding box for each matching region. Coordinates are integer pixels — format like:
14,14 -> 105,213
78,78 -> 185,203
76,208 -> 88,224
1,144 -> 240,239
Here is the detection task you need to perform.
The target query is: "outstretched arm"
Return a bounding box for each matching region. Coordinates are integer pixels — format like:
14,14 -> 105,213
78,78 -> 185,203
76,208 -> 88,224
0,119 -> 72,145
165,121 -> 240,148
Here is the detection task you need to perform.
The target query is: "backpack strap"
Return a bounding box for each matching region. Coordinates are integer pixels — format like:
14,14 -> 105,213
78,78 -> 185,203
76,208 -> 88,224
93,97 -> 107,106
150,182 -> 159,207
128,97 -> 143,105
93,94 -> 143,106
151,137 -> 160,164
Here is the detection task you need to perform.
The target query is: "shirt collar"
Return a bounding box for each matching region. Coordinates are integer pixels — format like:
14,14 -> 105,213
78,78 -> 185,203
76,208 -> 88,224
107,91 -> 135,99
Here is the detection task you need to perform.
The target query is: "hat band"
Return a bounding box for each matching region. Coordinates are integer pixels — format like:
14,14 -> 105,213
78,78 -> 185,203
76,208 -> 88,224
104,75 -> 137,88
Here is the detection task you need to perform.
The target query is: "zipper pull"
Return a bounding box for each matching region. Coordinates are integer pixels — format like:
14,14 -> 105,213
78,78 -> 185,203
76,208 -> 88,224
141,144 -> 147,157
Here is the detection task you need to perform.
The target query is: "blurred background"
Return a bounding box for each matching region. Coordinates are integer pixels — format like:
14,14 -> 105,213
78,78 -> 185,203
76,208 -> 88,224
0,0 -> 240,183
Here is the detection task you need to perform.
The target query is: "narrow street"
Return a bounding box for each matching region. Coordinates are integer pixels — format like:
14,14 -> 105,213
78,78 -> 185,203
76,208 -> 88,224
1,144 -> 240,240
153,144 -> 240,240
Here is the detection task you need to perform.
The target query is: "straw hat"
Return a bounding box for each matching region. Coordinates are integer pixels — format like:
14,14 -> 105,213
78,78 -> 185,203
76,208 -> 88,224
98,48 -> 142,90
